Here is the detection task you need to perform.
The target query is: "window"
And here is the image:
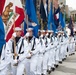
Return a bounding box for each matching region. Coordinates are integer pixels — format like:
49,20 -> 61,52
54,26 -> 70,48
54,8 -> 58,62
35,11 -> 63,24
21,0 -> 25,8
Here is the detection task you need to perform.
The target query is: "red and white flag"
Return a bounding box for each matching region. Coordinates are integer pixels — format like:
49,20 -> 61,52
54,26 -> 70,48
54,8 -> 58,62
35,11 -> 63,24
1,0 -> 25,42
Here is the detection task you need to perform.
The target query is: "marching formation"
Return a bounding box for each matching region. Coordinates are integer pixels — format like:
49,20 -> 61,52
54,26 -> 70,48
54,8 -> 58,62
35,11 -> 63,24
0,27 -> 76,75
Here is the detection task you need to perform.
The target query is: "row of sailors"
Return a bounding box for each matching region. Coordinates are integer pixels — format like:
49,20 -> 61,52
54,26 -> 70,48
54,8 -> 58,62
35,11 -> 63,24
0,27 -> 75,75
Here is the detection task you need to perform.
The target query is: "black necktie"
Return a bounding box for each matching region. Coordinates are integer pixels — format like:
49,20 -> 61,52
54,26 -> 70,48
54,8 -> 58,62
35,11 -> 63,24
45,38 -> 48,46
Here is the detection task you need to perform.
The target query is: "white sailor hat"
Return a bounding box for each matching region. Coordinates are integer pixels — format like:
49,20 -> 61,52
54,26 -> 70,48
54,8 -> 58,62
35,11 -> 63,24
58,31 -> 63,33
25,32 -> 29,37
49,30 -> 54,33
55,31 -> 58,34
26,28 -> 33,31
38,29 -> 41,32
66,24 -> 68,27
41,30 -> 45,33
14,27 -> 22,31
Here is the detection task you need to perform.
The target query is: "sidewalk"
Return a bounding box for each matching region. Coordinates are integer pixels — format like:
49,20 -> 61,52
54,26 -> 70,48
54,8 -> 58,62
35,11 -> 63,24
50,53 -> 76,75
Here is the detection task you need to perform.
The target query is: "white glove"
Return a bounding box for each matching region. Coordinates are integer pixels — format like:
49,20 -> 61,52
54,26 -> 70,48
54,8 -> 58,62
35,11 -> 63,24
25,32 -> 29,37
40,35 -> 43,38
12,59 -> 18,64
46,33 -> 48,37
12,32 -> 16,38
32,22 -> 37,26
50,34 -> 52,37
58,33 -> 60,36
26,53 -> 32,59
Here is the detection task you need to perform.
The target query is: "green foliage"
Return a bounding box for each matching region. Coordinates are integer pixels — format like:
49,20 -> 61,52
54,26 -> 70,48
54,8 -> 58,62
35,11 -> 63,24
74,16 -> 76,22
65,13 -> 70,23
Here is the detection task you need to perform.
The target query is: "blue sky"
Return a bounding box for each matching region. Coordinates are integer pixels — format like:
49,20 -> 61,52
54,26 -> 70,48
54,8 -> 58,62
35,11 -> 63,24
66,0 -> 76,10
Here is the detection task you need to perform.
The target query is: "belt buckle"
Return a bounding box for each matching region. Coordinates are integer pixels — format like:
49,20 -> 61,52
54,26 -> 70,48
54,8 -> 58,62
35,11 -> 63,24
13,63 -> 18,66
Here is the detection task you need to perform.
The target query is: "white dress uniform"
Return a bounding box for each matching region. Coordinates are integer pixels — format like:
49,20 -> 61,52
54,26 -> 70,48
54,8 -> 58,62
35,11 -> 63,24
0,43 -> 12,75
63,36 -> 68,59
71,37 -> 75,54
68,36 -> 75,55
57,34 -> 63,63
68,36 -> 71,55
47,35 -> 55,70
57,34 -> 61,61
74,34 -> 76,49
61,35 -> 67,60
43,36 -> 50,75
54,36 -> 59,65
36,35 -> 46,75
59,35 -> 64,62
7,37 -> 28,75
26,36 -> 40,75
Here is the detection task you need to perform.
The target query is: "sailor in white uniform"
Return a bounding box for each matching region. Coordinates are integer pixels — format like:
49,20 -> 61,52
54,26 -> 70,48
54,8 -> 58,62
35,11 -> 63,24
0,43 -> 12,75
57,31 -> 63,64
47,30 -> 55,74
42,30 -> 51,75
53,32 -> 59,68
7,27 -> 28,75
25,28 -> 40,75
68,34 -> 75,56
36,30 -> 46,75
62,34 -> 68,60
74,32 -> 76,51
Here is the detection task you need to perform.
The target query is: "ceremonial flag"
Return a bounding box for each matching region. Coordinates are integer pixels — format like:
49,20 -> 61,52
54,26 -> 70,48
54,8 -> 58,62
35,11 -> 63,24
40,0 -> 48,21
59,12 -> 65,28
25,0 -> 39,37
0,0 -> 5,15
68,16 -> 74,36
54,7 -> 60,29
0,16 -> 5,53
2,0 -> 24,41
48,2 -> 56,32
33,0 -> 37,11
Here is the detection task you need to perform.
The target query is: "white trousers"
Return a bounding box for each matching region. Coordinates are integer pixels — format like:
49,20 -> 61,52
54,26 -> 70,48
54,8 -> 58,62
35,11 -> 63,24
72,43 -> 75,53
11,60 -> 25,75
25,59 -> 31,75
0,62 -> 11,75
59,44 -> 64,61
0,67 -> 8,75
43,51 -> 49,74
48,49 -> 54,70
30,55 -> 38,75
36,54 -> 43,75
68,43 -> 72,54
55,46 -> 60,64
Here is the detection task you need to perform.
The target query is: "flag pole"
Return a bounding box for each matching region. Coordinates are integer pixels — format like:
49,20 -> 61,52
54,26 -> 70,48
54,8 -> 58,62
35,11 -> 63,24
50,0 -> 53,30
24,10 -> 28,29
13,15 -> 17,60
63,0 -> 67,37
26,14 -> 28,28
41,19 -> 43,30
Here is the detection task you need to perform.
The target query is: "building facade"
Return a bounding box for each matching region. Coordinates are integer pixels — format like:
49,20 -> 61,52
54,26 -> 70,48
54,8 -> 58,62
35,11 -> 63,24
71,10 -> 76,19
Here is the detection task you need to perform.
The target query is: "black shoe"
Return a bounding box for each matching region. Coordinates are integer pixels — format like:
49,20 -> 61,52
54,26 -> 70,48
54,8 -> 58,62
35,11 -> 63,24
54,65 -> 59,68
71,53 -> 73,55
47,69 -> 49,72
64,58 -> 66,60
65,55 -> 67,57
62,59 -> 64,61
48,70 -> 51,74
59,61 -> 62,64
69,54 -> 71,56
72,53 -> 75,55
51,67 -> 55,71
41,73 -> 45,75
71,53 -> 73,56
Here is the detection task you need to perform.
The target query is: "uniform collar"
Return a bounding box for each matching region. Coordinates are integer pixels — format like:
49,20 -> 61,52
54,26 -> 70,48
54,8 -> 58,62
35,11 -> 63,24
16,37 -> 23,45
